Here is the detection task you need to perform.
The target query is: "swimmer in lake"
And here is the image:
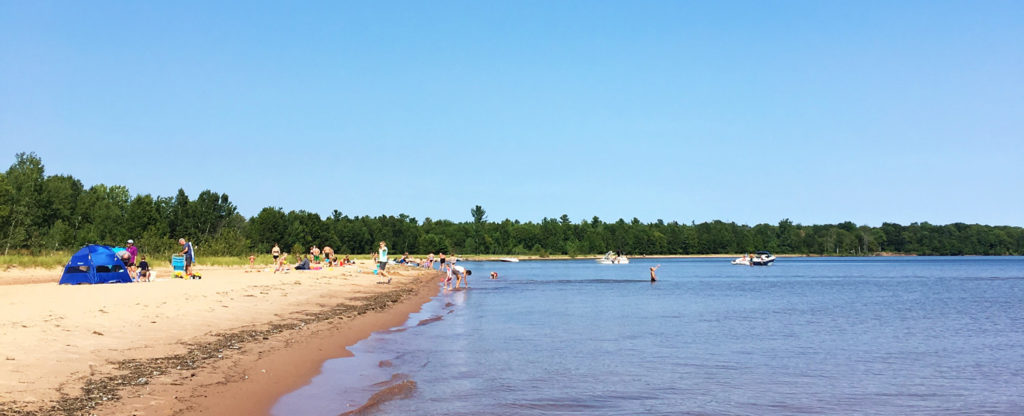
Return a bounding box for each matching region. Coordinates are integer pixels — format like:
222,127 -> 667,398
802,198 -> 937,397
490,271 -> 498,279
650,264 -> 660,282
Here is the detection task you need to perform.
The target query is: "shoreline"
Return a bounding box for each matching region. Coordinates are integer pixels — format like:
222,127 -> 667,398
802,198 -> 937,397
0,262 -> 442,415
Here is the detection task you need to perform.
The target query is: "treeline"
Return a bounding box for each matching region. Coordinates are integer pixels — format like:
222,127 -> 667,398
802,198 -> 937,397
2,152 -> 1023,257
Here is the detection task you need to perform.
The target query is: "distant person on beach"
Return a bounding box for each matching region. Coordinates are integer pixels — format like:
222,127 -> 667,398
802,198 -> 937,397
310,245 -> 321,264
295,255 -> 311,270
323,246 -> 335,266
275,253 -> 289,273
439,252 -> 447,272
138,255 -> 150,282
179,238 -> 194,277
428,253 -> 435,268
650,264 -> 660,282
126,240 -> 138,279
248,254 -> 256,271
271,244 -> 281,264
377,241 -> 389,280
343,254 -> 351,265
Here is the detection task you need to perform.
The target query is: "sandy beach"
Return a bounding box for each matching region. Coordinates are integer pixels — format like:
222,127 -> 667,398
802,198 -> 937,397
0,261 -> 441,415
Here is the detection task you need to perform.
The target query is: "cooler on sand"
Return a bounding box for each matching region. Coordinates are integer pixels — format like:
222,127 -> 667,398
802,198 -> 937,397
172,255 -> 186,278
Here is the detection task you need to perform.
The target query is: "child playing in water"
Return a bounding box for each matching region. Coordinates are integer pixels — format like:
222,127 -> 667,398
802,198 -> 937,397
443,265 -> 454,290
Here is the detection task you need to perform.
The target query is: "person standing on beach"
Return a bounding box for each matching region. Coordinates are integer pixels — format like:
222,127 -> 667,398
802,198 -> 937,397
179,238 -> 195,277
272,244 -> 281,265
439,252 -> 447,272
310,245 -> 321,264
323,246 -> 335,266
427,253 -> 435,269
377,241 -> 389,281
126,239 -> 138,279
650,264 -> 660,282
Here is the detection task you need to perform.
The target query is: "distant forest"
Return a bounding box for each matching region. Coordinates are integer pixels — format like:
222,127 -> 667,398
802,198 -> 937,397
3,152 -> 1023,257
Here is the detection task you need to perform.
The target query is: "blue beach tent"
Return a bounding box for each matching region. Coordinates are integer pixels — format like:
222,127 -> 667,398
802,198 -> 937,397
59,245 -> 133,285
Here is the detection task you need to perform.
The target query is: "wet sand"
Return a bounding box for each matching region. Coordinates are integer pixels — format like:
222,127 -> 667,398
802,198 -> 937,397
0,261 -> 441,415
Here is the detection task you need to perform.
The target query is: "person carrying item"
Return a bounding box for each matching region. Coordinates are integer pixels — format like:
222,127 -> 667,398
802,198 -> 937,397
179,238 -> 195,277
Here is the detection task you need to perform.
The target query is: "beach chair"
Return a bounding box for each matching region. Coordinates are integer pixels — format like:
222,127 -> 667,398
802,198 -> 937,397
171,255 -> 186,278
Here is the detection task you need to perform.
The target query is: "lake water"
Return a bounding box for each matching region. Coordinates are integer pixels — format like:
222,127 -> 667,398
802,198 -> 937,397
273,257 -> 1024,415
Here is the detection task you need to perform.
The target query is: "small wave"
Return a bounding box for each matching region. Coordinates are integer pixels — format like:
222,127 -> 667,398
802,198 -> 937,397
417,315 -> 443,326
341,375 -> 416,416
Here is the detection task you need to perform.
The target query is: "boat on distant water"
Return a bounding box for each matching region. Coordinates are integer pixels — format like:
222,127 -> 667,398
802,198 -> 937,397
732,251 -> 775,266
596,251 -> 629,264
498,257 -> 520,263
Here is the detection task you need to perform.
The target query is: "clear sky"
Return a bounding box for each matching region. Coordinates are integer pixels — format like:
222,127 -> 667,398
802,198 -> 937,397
2,1 -> 1022,227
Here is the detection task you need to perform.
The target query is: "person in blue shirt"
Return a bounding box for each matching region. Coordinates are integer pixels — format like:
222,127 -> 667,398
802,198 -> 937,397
179,238 -> 195,277
377,241 -> 389,282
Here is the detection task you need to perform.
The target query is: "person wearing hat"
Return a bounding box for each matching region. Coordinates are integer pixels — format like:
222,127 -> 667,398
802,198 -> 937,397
126,239 -> 139,280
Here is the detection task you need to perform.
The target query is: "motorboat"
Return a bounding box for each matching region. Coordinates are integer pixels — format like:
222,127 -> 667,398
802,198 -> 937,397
596,251 -> 629,264
498,257 -> 520,263
732,251 -> 775,266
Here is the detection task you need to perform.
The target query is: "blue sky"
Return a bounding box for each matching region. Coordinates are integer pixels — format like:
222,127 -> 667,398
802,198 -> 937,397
2,1 -> 1022,227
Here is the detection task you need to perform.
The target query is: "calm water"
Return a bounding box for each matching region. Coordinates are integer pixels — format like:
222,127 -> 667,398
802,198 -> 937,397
273,257 -> 1024,415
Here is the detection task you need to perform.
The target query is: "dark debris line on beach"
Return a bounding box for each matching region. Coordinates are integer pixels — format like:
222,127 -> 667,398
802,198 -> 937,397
0,289 -> 415,416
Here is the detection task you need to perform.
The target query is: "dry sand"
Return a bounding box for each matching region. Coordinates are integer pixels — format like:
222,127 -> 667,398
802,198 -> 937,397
0,261 -> 442,415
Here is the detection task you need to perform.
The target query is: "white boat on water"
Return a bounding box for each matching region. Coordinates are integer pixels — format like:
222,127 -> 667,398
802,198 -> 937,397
596,251 -> 629,264
498,257 -> 520,263
732,251 -> 776,266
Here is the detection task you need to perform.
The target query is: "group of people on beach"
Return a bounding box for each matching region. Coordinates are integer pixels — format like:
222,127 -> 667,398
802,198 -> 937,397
268,243 -> 354,274
113,237 -> 196,281
115,239 -> 150,282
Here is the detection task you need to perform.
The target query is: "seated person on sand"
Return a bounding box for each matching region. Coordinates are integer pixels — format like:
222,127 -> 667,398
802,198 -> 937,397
138,256 -> 151,282
295,255 -> 312,270
274,253 -> 290,273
